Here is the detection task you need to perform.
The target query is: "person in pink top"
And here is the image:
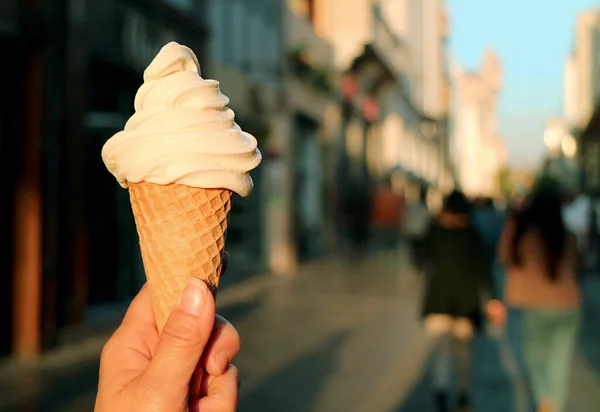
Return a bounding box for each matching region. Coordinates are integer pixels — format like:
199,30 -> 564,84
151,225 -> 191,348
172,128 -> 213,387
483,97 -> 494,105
498,189 -> 581,412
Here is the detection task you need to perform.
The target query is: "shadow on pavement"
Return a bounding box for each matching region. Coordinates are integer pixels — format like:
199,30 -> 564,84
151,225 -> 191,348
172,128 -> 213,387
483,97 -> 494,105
471,335 -> 514,412
0,355 -> 100,412
393,359 -> 434,412
239,331 -> 350,412
217,294 -> 264,326
393,336 -> 513,412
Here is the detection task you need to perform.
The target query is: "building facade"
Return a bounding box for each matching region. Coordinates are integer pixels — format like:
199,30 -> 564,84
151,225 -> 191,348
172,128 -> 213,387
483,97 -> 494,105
571,10 -> 600,131
316,0 -> 450,210
405,0 -> 448,119
0,0 -> 48,359
84,0 -> 210,311
452,51 -> 506,198
566,9 -> 600,195
564,52 -> 579,128
3,0 -> 211,359
205,0 -> 342,275
376,0 -> 454,200
404,0 -> 453,196
205,0 -> 281,282
276,0 -> 341,268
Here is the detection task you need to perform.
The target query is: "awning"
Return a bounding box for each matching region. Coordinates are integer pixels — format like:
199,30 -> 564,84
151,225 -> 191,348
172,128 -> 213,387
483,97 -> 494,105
348,44 -> 396,96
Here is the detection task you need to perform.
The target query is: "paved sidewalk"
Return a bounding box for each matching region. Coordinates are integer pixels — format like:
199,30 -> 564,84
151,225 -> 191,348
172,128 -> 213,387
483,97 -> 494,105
1,258 -> 600,411
233,259 -> 432,412
224,257 -> 517,411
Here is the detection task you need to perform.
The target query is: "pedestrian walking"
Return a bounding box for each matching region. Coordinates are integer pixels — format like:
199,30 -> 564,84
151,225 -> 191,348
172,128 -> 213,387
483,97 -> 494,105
342,181 -> 372,262
471,197 -> 504,263
371,175 -> 404,267
562,191 -> 591,265
403,186 -> 431,275
498,189 -> 581,412
421,190 -> 500,412
471,197 -> 506,298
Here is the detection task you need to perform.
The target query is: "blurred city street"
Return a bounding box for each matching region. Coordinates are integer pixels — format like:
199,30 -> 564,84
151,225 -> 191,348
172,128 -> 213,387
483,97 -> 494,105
1,253 -> 600,411
3,0 -> 600,410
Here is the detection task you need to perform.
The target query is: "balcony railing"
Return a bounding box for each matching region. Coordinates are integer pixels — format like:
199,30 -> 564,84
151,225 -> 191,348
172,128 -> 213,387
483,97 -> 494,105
286,6 -> 333,70
288,48 -> 334,94
286,6 -> 335,93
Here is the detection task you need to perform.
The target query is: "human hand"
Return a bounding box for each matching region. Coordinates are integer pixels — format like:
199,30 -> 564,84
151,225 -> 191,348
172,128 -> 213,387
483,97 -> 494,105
95,279 -> 240,412
486,299 -> 507,326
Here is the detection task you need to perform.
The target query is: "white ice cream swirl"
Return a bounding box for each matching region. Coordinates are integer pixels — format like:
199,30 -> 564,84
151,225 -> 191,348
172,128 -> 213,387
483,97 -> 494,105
101,42 -> 262,196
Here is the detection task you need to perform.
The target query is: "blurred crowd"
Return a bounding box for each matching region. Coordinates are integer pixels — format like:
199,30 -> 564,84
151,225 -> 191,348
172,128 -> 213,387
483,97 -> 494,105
337,175 -> 598,412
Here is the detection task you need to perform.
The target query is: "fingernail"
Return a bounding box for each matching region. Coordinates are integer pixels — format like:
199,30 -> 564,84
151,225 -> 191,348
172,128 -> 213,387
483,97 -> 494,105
179,278 -> 208,316
213,351 -> 230,374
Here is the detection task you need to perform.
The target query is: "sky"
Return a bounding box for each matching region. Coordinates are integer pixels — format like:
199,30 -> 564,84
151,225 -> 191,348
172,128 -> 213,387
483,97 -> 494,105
448,0 -> 599,168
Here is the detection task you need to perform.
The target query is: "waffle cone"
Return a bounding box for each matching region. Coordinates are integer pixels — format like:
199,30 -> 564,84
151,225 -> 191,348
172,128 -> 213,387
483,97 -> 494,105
129,182 -> 232,332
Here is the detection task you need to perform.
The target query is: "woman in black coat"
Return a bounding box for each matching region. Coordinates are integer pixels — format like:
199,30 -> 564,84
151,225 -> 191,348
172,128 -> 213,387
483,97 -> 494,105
421,190 -> 499,412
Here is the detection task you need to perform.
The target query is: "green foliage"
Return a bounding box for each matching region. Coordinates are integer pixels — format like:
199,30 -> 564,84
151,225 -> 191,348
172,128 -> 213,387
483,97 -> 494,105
288,44 -> 334,94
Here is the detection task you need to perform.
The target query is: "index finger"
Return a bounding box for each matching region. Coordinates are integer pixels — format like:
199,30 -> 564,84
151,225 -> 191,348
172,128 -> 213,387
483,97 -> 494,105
189,365 -> 239,412
203,315 -> 241,375
112,284 -> 160,358
121,284 -> 157,331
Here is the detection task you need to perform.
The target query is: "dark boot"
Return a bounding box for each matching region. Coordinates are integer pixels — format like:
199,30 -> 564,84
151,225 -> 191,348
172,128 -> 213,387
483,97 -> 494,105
458,392 -> 471,412
435,391 -> 449,412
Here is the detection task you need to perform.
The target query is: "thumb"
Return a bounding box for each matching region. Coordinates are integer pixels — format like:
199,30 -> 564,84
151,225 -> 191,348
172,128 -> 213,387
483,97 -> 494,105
144,278 -> 215,392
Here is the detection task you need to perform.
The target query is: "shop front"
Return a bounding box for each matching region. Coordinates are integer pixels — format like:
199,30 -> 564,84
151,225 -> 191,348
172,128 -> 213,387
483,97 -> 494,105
4,0 -> 67,358
282,69 -> 337,262
222,114 -> 268,286
204,67 -> 270,284
3,0 -> 213,358
0,2 -> 24,356
293,113 -> 323,261
337,44 -> 395,215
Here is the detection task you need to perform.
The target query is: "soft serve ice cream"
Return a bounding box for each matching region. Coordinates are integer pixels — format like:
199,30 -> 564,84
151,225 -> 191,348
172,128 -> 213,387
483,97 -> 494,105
102,41 -> 261,196
101,42 -> 261,338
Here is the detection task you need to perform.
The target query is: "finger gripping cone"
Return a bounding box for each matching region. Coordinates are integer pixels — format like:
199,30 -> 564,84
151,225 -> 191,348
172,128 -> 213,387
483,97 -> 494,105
129,182 -> 232,332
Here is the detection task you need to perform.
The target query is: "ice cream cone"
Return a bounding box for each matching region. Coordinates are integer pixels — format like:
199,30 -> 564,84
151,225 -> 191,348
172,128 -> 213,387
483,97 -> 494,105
129,181 -> 232,332
102,42 -> 260,334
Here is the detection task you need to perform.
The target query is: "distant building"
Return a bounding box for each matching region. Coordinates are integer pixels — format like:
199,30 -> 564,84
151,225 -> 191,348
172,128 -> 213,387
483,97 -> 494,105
404,0 -> 449,119
452,50 -> 506,198
316,0 -> 452,208
402,0 -> 454,196
315,0 -> 408,181
566,8 -> 600,195
564,53 -> 580,128
570,9 -> 600,130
